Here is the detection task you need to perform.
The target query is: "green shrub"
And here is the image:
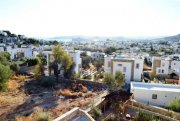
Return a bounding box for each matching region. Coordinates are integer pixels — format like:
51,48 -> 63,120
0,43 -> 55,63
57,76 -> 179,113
27,58 -> 39,66
35,112 -> 51,121
10,63 -> 20,72
91,105 -> 102,119
0,64 -> 12,91
20,57 -> 27,61
169,99 -> 180,112
133,111 -> 162,121
105,114 -> 118,121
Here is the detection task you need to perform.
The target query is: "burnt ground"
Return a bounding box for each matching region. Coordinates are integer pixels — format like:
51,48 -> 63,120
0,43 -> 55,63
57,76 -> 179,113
0,75 -> 107,120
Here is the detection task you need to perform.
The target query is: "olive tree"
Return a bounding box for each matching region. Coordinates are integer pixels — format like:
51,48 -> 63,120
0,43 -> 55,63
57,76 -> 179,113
52,44 -> 73,78
103,71 -> 125,91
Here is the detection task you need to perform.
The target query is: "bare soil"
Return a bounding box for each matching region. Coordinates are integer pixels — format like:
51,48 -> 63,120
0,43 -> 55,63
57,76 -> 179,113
0,75 -> 106,120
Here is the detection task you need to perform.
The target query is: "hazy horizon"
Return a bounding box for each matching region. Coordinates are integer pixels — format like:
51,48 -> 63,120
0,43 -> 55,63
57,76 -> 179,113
0,0 -> 180,38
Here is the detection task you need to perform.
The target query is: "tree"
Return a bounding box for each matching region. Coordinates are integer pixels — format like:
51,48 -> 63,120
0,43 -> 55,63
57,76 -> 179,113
103,71 -> 125,91
81,52 -> 91,69
34,53 -> 46,76
115,71 -> 124,87
104,47 -> 116,54
0,52 -> 11,66
0,52 -> 11,60
81,56 -> 91,69
52,44 -> 73,77
103,73 -> 116,87
92,59 -> 104,71
0,64 -> 12,91
64,62 -> 75,79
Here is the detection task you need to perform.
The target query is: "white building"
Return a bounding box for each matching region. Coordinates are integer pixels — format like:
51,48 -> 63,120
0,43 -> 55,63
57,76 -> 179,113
131,82 -> 180,107
152,55 -> 180,76
0,47 -> 4,51
91,52 -> 105,61
69,51 -> 82,74
42,50 -> 82,76
6,46 -> 33,59
104,55 -> 144,83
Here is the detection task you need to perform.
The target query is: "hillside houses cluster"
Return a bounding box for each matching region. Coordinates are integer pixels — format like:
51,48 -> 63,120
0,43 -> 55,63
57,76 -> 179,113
0,30 -> 180,118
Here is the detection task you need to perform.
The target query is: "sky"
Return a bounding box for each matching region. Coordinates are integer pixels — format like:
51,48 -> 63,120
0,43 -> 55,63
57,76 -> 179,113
0,0 -> 180,38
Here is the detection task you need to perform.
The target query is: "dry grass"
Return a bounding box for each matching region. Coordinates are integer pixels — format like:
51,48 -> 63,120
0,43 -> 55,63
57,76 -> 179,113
7,75 -> 28,91
55,89 -> 79,98
166,79 -> 179,84
79,98 -> 92,107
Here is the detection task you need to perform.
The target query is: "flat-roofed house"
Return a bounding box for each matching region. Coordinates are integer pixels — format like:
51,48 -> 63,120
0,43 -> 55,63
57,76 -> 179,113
131,82 -> 180,107
6,46 -> 33,59
104,55 -> 144,83
152,55 -> 180,76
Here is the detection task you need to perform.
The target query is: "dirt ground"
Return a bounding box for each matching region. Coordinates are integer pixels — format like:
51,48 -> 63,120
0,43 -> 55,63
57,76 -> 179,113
0,75 -> 106,120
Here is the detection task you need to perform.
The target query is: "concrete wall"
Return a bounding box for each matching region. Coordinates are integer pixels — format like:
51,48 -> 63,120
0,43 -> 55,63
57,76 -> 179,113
133,59 -> 143,82
104,56 -> 113,73
131,88 -> 180,107
53,107 -> 95,121
170,60 -> 180,76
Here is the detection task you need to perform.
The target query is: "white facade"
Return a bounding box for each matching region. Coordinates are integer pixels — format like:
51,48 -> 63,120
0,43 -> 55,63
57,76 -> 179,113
104,55 -> 113,73
104,55 -> 144,83
91,52 -> 105,60
0,47 -> 4,51
152,55 -> 180,76
69,51 -> 82,74
131,82 -> 180,107
6,46 -> 33,59
170,60 -> 180,76
155,59 -> 169,75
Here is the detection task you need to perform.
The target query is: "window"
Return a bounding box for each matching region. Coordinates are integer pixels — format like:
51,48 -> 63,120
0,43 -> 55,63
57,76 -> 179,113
169,66 -> 171,69
152,94 -> 157,99
118,64 -> 122,66
136,63 -> 139,69
162,69 -> 164,73
158,69 -> 161,73
123,67 -> 126,72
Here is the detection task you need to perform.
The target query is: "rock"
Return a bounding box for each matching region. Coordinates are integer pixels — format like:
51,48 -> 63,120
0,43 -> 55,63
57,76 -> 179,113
84,91 -> 93,98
